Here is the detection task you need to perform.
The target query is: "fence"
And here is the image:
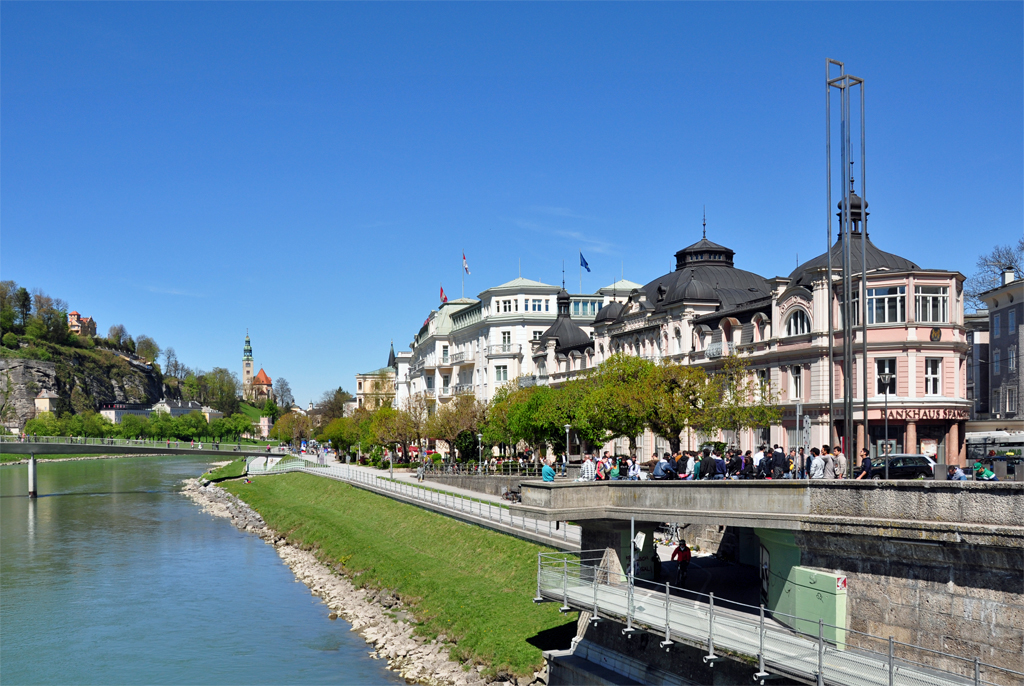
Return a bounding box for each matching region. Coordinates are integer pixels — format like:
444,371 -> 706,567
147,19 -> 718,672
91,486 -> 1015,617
245,457 -> 582,549
536,551 -> 1023,686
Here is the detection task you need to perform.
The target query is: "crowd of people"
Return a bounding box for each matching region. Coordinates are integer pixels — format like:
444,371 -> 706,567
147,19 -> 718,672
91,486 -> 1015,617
568,444 -> 871,481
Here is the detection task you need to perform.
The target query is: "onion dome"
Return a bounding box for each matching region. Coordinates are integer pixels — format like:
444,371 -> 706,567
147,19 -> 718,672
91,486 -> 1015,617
537,289 -> 593,353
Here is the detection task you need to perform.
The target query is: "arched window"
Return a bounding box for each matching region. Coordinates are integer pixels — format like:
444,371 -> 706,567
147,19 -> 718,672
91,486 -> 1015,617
785,309 -> 811,337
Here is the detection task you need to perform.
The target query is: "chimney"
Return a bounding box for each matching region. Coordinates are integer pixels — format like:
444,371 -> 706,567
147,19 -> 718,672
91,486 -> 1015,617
1002,268 -> 1016,286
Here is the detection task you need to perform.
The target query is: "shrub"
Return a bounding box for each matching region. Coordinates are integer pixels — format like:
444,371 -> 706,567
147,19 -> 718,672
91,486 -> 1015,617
2,333 -> 17,349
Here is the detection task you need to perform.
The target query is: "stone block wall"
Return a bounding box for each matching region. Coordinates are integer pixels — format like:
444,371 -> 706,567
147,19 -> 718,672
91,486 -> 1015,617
797,532 -> 1024,679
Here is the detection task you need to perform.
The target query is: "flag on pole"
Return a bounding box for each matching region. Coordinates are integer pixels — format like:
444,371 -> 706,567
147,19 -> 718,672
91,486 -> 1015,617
462,252 -> 471,275
440,285 -> 448,303
580,252 -> 590,273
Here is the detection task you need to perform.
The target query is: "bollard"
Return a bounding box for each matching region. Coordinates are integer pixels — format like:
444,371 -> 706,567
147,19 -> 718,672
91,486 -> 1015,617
28,454 -> 37,498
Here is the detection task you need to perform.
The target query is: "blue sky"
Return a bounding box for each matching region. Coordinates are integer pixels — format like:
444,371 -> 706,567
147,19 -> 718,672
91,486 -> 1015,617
2,2 -> 1021,405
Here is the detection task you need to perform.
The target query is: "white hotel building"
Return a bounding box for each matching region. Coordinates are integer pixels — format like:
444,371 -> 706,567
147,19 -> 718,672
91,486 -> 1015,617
394,277 -> 640,409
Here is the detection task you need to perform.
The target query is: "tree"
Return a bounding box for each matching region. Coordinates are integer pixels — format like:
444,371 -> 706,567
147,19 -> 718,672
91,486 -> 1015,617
274,377 -> 294,408
119,414 -> 149,439
965,237 -> 1024,311
163,348 -> 183,379
262,398 -> 280,421
269,410 -> 312,446
578,354 -> 657,457
204,368 -> 241,416
135,335 -> 161,363
427,394 -> 485,460
316,387 -> 354,422
646,363 -> 718,453
708,355 -> 782,444
107,324 -> 128,347
319,416 -> 362,455
25,290 -> 68,344
13,287 -> 31,327
371,406 -> 416,461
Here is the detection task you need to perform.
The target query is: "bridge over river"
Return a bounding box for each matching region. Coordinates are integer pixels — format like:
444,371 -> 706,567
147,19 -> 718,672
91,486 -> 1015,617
1,435 -> 289,459
510,479 -> 1024,686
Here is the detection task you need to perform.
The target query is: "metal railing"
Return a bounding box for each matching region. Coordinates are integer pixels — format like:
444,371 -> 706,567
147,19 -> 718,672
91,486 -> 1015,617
452,383 -> 475,395
537,552 -> 1023,686
1,434 -> 288,454
245,458 -> 581,548
450,352 -> 470,364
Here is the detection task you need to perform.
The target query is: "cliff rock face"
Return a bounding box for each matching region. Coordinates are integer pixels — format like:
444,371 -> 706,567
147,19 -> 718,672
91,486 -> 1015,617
1,349 -> 166,429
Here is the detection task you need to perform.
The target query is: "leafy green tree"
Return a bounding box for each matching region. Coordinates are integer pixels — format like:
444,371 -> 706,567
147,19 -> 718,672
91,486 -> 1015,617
3,333 -> 18,349
315,387 -> 354,423
646,363 -> 718,453
708,355 -> 782,442
261,398 -> 280,421
225,413 -> 255,440
119,414 -> 149,439
13,287 -> 31,327
426,394 -> 484,460
107,324 -> 128,348
148,410 -> 177,440
204,368 -> 241,416
25,411 -> 61,436
135,335 -> 160,363
176,411 -> 209,440
578,354 -> 656,457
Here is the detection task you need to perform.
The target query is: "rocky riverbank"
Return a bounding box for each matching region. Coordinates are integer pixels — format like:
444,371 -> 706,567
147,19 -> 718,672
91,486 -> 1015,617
181,479 -> 546,686
1,453 -> 154,466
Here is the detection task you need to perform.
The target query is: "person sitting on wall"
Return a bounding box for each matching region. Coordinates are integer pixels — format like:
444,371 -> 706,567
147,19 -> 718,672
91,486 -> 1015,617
542,458 -> 556,482
947,465 -> 968,481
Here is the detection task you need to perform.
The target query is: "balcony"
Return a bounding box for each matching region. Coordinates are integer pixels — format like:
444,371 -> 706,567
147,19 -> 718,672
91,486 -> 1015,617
486,344 -> 521,357
450,351 -> 472,364
419,389 -> 436,398
411,359 -> 425,373
453,383 -> 475,395
705,341 -> 736,359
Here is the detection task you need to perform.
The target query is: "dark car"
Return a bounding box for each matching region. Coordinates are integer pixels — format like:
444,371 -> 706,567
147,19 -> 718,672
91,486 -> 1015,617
870,454 -> 934,480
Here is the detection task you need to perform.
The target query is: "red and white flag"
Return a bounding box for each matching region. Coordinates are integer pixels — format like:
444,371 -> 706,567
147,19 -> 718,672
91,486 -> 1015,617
462,252 -> 471,275
440,285 -> 448,303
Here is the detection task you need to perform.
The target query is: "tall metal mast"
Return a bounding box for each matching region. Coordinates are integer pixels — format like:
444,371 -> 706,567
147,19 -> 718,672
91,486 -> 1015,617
827,60 -> 866,468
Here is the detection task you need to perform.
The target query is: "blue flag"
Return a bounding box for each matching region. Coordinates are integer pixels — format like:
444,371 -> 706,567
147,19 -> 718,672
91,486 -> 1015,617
580,252 -> 590,272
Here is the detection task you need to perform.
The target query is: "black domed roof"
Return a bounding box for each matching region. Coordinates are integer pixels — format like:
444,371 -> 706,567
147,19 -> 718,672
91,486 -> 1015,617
788,232 -> 919,288
594,300 -> 623,323
538,289 -> 593,353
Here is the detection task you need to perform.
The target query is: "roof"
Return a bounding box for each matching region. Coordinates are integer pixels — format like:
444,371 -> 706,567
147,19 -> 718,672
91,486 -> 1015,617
594,300 -> 624,323
69,311 -> 80,316
36,390 -> 59,399
491,277 -> 551,290
537,289 -> 593,354
598,279 -> 643,295
788,232 -> 920,288
253,368 -> 272,385
357,366 -> 395,377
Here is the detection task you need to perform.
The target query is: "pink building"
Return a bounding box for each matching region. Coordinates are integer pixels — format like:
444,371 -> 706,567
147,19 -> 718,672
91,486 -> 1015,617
590,192 -> 970,464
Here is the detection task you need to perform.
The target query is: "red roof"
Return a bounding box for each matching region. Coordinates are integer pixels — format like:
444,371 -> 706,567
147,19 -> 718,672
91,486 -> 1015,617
69,311 -> 80,316
253,368 -> 272,386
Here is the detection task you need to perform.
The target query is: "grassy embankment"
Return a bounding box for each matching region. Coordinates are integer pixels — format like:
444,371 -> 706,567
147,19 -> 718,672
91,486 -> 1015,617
202,458 -> 247,481
223,473 -> 576,678
0,452 -> 109,463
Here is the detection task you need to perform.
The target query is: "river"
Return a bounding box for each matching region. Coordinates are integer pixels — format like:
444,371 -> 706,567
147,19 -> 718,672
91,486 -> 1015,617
0,455 -> 406,685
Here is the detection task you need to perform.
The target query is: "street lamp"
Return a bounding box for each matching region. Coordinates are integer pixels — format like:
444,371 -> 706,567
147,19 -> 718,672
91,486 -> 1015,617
878,372 -> 893,480
477,433 -> 483,473
564,424 -> 571,477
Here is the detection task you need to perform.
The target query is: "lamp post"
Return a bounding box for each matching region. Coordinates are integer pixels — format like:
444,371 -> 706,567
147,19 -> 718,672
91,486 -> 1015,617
878,372 -> 893,480
477,433 -> 483,473
564,424 -> 571,475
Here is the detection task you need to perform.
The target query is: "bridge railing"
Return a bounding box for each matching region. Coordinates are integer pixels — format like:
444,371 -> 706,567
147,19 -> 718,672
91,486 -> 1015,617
2,434 -> 288,454
244,459 -> 581,548
536,552 -> 1023,686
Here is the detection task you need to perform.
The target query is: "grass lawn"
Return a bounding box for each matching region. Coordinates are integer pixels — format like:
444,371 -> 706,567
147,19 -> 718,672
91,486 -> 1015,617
238,402 -> 263,422
223,473 -> 576,678
203,458 -> 247,481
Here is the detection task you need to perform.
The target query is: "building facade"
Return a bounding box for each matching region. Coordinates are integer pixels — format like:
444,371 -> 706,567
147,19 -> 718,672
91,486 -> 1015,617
965,313 -> 990,419
67,311 -> 97,337
586,196 -> 971,463
393,277 -> 640,411
980,270 -> 1023,423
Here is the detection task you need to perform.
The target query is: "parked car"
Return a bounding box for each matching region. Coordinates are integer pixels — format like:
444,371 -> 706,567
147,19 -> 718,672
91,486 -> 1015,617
870,454 -> 935,480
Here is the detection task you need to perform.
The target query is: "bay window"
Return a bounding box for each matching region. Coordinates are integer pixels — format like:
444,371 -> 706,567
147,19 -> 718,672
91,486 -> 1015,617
867,286 -> 906,324
915,286 -> 948,323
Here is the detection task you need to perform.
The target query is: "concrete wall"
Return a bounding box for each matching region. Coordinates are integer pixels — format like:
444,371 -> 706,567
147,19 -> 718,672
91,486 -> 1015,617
425,475 -> 527,497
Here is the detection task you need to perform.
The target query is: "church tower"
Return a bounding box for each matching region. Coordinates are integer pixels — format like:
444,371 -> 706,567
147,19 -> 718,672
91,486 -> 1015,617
243,331 -> 254,388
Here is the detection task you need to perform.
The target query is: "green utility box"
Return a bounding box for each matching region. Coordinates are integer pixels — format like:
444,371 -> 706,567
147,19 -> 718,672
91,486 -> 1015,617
754,529 -> 848,648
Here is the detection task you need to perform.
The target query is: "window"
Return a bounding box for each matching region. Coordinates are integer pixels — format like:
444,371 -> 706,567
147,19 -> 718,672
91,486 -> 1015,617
426,376 -> 434,390
925,358 -> 941,395
590,302 -> 597,315
514,299 -> 519,312
532,299 -> 542,312
876,358 -> 896,395
993,349 -> 1001,374
357,381 -> 362,391
1010,310 -> 1017,333
501,331 -> 511,345
757,369 -> 768,390
791,366 -> 803,400
495,366 -> 508,382
867,286 -> 906,324
785,309 -> 811,336
442,374 -> 450,391
1010,345 -> 1017,371
533,330 -> 543,340
993,314 -> 1001,338
915,286 -> 948,323
502,300 -> 512,313
442,345 -> 449,363
1008,388 -> 1018,414
993,390 -> 1000,412
573,301 -> 580,315
545,299 -> 550,312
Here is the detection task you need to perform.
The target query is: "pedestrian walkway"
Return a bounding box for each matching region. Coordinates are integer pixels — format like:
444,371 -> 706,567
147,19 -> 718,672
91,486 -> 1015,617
246,457 -> 581,551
